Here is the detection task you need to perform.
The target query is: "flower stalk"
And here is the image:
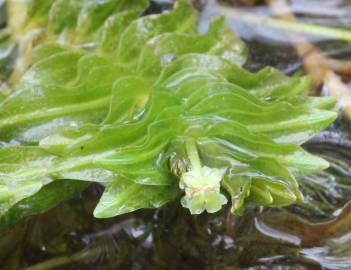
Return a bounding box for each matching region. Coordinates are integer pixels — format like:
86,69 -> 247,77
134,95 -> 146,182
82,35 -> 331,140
179,139 -> 228,214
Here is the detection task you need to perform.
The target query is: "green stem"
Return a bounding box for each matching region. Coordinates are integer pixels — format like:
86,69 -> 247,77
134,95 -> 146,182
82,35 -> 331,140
185,139 -> 202,172
214,5 -> 351,42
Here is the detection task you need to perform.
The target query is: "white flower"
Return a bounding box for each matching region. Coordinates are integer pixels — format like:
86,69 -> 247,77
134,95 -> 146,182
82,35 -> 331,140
180,166 -> 227,214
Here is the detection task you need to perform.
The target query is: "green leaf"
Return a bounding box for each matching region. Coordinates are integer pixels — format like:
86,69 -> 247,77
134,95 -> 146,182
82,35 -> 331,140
98,10 -> 144,54
0,146 -> 55,214
0,30 -> 16,81
2,0 -> 150,84
137,17 -> 247,80
47,0 -> 84,36
222,175 -> 251,214
116,0 -> 198,66
0,179 -> 88,230
94,177 -> 178,218
250,177 -> 299,206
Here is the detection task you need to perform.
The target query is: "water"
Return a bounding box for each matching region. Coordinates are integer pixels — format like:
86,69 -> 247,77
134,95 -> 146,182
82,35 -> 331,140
1,1 -> 351,269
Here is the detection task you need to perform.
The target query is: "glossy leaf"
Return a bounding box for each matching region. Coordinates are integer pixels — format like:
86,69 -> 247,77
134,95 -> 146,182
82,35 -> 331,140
94,177 -> 178,218
0,179 -> 88,229
0,0 -> 338,224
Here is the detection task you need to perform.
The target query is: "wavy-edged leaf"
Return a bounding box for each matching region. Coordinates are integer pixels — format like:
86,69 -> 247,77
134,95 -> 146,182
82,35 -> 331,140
137,17 -> 247,80
0,179 -> 88,229
0,0 -> 337,222
116,0 -> 198,66
0,146 -> 55,214
94,177 -> 178,218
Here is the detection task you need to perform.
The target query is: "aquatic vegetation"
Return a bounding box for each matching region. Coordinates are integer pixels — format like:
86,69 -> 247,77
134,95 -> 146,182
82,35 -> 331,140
0,0 -> 337,227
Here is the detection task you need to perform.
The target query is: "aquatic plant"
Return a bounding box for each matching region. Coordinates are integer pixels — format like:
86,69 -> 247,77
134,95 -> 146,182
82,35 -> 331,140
0,0 -> 337,227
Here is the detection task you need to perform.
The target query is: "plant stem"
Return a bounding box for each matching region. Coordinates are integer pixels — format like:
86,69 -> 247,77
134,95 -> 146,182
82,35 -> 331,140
185,139 -> 202,172
214,5 -> 351,42
22,246 -> 100,270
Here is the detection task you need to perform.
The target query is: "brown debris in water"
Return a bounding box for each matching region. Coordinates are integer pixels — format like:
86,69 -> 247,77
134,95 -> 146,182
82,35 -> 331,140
218,0 -> 265,6
267,0 -> 351,120
258,201 -> 351,247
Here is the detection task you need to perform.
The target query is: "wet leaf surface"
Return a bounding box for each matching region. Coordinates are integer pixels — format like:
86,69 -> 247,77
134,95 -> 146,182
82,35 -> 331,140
0,1 -> 351,270
0,117 -> 350,270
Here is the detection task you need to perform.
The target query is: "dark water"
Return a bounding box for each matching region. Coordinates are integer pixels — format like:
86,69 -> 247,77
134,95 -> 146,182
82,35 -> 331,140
1,1 -> 351,269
